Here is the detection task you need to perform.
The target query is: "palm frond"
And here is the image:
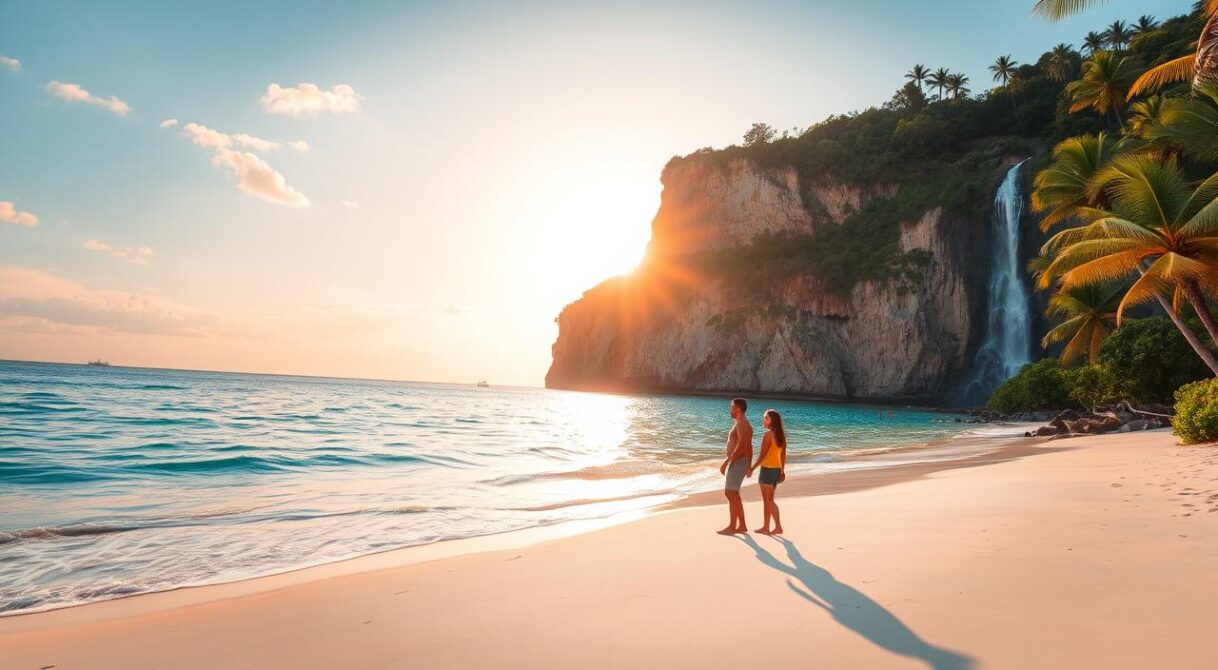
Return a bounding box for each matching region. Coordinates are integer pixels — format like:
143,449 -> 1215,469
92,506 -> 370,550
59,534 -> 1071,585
1042,314 -> 1088,346
1059,322 -> 1093,365
1117,268 -> 1172,324
1058,249 -> 1145,288
1143,251 -> 1212,282
1128,55 -> 1194,98
1031,0 -> 1105,21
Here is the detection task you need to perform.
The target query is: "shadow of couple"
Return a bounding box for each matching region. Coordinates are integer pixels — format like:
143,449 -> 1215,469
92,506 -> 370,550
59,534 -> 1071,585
736,535 -> 976,670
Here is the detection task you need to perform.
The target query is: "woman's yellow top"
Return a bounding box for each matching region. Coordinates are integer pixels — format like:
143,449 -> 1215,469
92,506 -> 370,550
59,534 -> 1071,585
760,434 -> 784,468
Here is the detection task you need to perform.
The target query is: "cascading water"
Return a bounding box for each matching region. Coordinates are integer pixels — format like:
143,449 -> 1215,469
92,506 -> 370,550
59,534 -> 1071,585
960,159 -> 1033,405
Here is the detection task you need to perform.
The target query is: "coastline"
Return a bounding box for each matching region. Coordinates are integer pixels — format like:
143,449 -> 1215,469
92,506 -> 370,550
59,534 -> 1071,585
0,422 -> 1031,621
5,428 -> 1216,669
9,431 -> 1218,670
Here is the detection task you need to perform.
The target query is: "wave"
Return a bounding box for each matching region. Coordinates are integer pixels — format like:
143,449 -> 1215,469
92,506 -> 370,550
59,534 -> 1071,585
0,461 -> 109,484
0,402 -> 86,413
0,524 -> 135,545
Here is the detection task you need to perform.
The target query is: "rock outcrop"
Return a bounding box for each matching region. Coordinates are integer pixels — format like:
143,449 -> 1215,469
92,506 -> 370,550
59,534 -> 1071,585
546,155 -> 1008,402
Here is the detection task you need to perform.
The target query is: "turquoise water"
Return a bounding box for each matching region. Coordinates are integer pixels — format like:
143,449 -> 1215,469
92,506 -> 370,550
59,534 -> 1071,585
0,360 -> 978,615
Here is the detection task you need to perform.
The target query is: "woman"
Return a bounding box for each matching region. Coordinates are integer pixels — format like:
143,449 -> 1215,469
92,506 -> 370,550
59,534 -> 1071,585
748,409 -> 786,535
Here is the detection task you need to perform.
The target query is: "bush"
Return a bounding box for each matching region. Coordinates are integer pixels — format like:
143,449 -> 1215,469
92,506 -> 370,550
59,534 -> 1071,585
1097,318 -> 1211,404
1173,378 -> 1218,444
987,359 -> 1073,412
1064,364 -> 1125,408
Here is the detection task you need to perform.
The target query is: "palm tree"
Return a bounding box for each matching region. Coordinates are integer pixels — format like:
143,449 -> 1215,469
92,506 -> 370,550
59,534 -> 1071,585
990,55 -> 1017,85
1066,51 -> 1138,126
1134,15 -> 1158,36
1149,84 -> 1218,161
1105,21 -> 1131,51
945,73 -> 970,99
1040,155 -> 1218,372
1082,31 -> 1107,55
1042,283 -> 1123,365
905,64 -> 930,91
1033,0 -> 1218,96
1125,95 -> 1172,156
927,67 -> 950,100
1031,132 -> 1138,232
1046,43 -> 1076,82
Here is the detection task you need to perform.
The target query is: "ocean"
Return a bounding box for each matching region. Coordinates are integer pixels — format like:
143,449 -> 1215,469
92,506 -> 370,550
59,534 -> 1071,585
0,360 -> 999,615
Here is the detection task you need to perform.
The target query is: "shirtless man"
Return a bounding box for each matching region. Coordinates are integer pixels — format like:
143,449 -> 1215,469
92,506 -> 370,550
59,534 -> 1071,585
718,397 -> 753,535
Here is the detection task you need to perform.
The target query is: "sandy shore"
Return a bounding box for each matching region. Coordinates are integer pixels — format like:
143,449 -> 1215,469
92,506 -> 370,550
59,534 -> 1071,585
3,429 -> 1217,669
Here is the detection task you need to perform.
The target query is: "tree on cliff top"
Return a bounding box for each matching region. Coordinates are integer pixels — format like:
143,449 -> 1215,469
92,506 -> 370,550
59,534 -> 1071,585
743,123 -> 776,146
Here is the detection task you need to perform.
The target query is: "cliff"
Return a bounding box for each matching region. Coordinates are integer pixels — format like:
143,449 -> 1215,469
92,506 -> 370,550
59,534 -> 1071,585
546,151 -> 1021,403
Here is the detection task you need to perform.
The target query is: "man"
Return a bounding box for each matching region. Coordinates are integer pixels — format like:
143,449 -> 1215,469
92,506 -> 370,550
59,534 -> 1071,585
718,397 -> 753,535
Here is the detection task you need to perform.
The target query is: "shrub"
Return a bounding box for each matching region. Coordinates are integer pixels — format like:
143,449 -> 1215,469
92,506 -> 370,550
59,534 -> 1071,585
1064,364 -> 1125,408
987,359 -> 1073,412
1097,318 -> 1211,404
1173,378 -> 1218,444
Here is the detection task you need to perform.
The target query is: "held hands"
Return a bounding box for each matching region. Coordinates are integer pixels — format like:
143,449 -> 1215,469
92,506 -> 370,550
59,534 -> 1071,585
746,467 -> 755,478
779,470 -> 786,483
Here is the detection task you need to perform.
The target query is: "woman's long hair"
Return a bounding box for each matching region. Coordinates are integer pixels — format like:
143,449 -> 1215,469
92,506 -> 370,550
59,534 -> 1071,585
765,409 -> 786,448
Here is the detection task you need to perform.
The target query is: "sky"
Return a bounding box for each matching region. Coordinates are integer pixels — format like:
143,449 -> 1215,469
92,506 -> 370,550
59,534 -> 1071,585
0,0 -> 1191,386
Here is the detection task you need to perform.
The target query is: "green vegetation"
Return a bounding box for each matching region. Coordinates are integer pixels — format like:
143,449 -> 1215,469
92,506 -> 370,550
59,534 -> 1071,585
1096,318 -> 1212,403
666,5 -> 1208,298
987,317 -> 1212,411
1006,2 -> 1218,430
987,360 -> 1074,412
1173,378 -> 1218,443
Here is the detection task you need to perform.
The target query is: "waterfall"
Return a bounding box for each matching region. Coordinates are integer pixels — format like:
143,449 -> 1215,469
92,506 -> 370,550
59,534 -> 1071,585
960,159 -> 1033,405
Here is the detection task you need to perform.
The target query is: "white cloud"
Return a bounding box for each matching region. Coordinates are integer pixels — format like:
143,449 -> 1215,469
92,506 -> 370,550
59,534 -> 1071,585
0,56 -> 20,72
83,238 -> 155,265
45,81 -> 131,116
211,148 -> 309,207
178,123 -> 310,207
160,118 -> 178,128
182,122 -> 303,152
0,201 -> 38,227
261,82 -> 363,117
341,200 -> 359,208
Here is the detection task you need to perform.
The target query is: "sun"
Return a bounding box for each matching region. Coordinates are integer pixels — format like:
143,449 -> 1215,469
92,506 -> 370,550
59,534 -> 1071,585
532,165 -> 658,299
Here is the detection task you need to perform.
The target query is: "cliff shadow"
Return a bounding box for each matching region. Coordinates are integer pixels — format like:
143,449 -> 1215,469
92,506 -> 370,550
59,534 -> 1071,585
736,535 -> 976,670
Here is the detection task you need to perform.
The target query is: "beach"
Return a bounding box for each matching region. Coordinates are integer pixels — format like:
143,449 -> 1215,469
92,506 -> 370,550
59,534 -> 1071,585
3,429 -> 1215,669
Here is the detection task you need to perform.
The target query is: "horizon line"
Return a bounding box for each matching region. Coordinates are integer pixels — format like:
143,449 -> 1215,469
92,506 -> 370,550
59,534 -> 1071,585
0,358 -> 544,391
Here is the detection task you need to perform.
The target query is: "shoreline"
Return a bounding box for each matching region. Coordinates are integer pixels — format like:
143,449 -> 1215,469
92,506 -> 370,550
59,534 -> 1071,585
0,424 -> 1046,625
544,380 -> 977,408
4,428 -> 1214,669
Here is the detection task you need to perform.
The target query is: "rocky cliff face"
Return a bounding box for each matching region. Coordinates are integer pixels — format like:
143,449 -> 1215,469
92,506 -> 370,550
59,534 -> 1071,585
546,156 -> 1003,402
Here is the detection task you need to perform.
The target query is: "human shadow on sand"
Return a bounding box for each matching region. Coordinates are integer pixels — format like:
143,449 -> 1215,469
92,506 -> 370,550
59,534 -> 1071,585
736,535 -> 976,670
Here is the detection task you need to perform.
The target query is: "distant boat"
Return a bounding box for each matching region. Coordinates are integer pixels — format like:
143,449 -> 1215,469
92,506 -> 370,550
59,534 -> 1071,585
476,380 -> 490,388
87,358 -> 111,367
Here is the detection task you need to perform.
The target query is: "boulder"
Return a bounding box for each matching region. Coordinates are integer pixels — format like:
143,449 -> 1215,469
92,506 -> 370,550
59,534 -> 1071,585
1118,419 -> 1152,433
1033,425 -> 1062,437
1078,414 -> 1121,434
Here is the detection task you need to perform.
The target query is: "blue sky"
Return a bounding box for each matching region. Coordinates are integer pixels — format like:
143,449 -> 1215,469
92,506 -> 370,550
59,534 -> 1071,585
0,0 -> 1192,385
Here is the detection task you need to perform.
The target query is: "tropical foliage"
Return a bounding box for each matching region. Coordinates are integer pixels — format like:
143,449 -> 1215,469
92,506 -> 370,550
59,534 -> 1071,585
987,317 -> 1211,410
1021,0 -> 1218,420
1040,283 -> 1122,364
1173,378 -> 1218,443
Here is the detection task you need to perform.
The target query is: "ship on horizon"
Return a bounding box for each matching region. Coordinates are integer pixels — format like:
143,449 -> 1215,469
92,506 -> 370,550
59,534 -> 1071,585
87,358 -> 111,367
